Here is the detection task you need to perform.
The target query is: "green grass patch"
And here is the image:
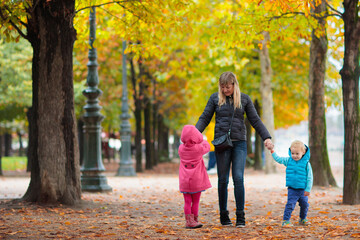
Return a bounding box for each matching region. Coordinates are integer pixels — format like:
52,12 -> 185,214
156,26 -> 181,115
1,156 -> 27,171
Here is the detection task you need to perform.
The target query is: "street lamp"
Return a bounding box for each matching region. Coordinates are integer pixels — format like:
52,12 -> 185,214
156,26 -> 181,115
81,6 -> 112,191
116,41 -> 136,176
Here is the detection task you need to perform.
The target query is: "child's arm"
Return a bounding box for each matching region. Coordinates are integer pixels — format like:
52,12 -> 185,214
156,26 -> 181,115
304,163 -> 313,195
270,151 -> 290,166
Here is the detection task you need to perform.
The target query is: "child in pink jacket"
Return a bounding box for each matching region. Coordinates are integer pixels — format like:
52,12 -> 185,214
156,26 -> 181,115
178,125 -> 212,229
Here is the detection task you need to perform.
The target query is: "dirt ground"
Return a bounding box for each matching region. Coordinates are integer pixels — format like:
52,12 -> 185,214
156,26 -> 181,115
0,162 -> 359,239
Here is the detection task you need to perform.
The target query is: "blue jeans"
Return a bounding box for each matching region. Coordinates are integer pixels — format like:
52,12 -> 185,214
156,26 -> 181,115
283,187 -> 309,221
215,141 -> 247,212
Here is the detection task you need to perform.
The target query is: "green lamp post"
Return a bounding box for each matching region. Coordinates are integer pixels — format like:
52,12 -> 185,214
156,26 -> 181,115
116,41 -> 136,176
81,7 -> 112,191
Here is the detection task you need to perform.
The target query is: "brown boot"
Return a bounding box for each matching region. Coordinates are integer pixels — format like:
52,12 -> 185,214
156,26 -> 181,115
185,214 -> 203,229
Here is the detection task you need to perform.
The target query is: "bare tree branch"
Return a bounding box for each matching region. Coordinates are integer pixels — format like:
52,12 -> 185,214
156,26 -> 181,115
268,10 -> 341,22
75,1 -> 134,14
326,3 -> 343,17
97,7 -> 125,22
4,5 -> 28,28
0,7 -> 28,40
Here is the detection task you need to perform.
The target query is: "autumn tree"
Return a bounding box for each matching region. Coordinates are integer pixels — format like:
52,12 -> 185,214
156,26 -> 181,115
129,55 -> 146,172
259,31 -> 276,173
308,0 -> 337,187
73,1 -> 195,170
260,0 -> 359,204
184,0 -> 313,173
1,0 -> 81,204
0,0 -> 81,204
339,0 -> 360,204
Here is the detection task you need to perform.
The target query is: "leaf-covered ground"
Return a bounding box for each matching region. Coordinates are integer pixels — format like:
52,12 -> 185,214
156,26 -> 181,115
0,162 -> 359,239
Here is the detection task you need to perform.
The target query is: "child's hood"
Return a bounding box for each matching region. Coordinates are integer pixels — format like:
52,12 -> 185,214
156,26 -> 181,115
288,144 -> 311,161
181,125 -> 203,145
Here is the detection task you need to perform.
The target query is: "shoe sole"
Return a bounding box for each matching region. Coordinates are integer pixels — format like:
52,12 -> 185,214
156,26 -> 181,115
186,225 -> 203,229
236,225 -> 245,228
221,223 -> 233,226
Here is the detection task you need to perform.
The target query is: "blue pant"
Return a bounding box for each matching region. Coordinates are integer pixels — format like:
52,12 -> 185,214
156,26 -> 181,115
208,151 -> 216,170
283,187 -> 309,221
215,141 -> 247,212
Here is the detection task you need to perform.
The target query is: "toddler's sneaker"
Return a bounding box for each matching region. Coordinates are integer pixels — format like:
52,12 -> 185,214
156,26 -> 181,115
281,220 -> 293,227
299,218 -> 310,225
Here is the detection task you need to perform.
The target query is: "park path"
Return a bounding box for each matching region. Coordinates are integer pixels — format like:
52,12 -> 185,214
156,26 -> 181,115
1,163 -> 358,240
0,162 -> 344,199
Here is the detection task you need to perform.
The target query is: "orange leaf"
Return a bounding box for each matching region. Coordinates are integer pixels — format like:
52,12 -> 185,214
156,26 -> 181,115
212,227 -> 221,230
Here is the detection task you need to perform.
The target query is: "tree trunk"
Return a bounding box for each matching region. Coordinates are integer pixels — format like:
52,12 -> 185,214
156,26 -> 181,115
4,132 -> 12,156
308,0 -> 337,187
254,100 -> 263,170
259,31 -> 276,174
17,131 -> 24,156
77,119 -> 84,166
163,124 -> 170,162
152,102 -> 158,166
173,131 -> 180,159
0,135 -> 3,157
134,103 -> 142,172
152,82 -> 158,166
130,58 -> 143,172
157,115 -> 164,162
0,134 -> 3,176
26,107 -> 33,172
144,98 -> 153,169
340,0 -> 360,204
158,115 -> 170,162
22,0 -> 81,205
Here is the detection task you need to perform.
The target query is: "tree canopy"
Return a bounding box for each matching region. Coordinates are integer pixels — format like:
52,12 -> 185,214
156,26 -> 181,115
1,0 -> 343,132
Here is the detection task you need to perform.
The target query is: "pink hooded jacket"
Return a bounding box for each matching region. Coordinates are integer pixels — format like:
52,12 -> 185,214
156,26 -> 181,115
178,125 -> 212,193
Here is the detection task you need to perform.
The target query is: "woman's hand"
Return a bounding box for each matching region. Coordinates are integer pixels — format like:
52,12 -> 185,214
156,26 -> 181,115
264,138 -> 274,150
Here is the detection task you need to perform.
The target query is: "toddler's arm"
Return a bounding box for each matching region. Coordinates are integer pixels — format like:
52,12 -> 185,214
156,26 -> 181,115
305,162 -> 313,193
268,144 -> 289,166
270,151 -> 289,166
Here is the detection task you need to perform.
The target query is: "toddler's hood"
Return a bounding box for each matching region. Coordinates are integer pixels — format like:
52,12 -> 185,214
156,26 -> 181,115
181,125 -> 203,145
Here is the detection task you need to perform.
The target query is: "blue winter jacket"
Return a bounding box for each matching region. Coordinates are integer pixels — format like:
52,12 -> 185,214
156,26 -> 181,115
272,145 -> 313,192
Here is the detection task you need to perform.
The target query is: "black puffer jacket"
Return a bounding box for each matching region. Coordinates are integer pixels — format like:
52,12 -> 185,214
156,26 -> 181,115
195,92 -> 271,141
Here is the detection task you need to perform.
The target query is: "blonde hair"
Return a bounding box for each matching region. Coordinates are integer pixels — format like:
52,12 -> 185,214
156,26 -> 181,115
290,140 -> 306,152
218,71 -> 241,109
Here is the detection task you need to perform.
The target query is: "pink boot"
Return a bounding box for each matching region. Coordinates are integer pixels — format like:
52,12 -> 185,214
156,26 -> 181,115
194,215 -> 203,226
185,214 -> 203,229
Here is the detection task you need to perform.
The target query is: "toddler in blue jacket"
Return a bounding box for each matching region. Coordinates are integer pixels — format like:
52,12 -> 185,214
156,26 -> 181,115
269,140 -> 313,227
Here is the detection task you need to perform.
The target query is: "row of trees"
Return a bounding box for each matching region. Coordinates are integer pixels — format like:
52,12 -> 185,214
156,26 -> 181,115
0,0 -> 358,205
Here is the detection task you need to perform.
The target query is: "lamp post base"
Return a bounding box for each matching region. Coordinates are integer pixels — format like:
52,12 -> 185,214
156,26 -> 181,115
116,164 -> 136,176
81,173 -> 112,192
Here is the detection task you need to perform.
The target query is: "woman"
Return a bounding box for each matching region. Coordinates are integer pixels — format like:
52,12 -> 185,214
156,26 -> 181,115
195,71 -> 273,227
